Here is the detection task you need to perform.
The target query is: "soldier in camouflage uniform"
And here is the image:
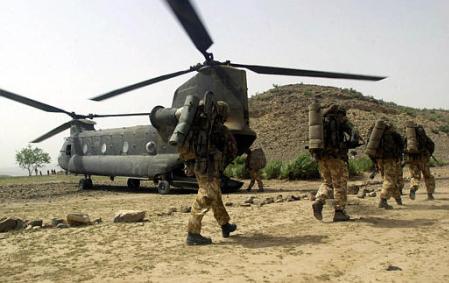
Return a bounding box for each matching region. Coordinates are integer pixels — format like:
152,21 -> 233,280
245,149 -> 264,192
179,100 -> 238,245
310,104 -> 361,222
405,123 -> 436,200
367,119 -> 404,209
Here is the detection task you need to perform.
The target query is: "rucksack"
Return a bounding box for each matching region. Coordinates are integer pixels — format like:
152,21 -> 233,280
416,126 -> 435,155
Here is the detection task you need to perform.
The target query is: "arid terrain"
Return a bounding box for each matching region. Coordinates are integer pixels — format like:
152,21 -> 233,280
1,167 -> 449,283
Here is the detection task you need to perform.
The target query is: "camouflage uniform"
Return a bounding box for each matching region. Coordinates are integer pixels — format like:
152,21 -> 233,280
179,101 -> 238,244
246,150 -> 264,192
310,105 -> 361,221
367,121 -> 404,209
405,125 -> 435,199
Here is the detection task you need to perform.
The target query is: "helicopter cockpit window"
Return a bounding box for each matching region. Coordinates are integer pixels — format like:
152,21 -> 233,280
65,144 -> 72,157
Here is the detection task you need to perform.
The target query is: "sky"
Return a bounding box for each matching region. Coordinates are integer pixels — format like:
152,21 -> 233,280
0,0 -> 448,174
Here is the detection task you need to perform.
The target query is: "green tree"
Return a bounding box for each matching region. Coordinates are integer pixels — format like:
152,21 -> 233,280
15,145 -> 51,176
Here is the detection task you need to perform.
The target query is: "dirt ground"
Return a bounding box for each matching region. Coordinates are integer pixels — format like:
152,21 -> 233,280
1,167 -> 449,283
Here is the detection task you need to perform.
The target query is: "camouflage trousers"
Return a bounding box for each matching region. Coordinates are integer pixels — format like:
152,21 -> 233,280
315,157 -> 348,210
379,158 -> 403,200
408,156 -> 435,194
377,159 -> 404,194
187,175 -> 230,234
247,169 -> 264,190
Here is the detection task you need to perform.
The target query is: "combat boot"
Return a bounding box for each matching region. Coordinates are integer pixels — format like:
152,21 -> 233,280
378,198 -> 393,210
427,193 -> 434,200
333,209 -> 350,222
312,199 -> 324,220
186,233 -> 212,246
409,187 -> 417,200
258,187 -> 264,192
394,197 -> 403,205
221,223 -> 237,238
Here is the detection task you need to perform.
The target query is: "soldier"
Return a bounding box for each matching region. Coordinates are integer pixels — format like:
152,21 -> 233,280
309,104 -> 362,222
245,148 -> 265,192
366,118 -> 404,209
404,122 -> 436,200
178,99 -> 238,245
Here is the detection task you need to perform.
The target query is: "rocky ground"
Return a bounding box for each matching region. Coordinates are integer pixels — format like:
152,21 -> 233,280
1,167 -> 449,283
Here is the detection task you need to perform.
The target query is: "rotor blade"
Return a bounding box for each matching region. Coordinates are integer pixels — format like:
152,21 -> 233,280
228,63 -> 386,81
0,88 -> 72,115
91,113 -> 151,118
31,121 -> 73,143
166,0 -> 213,58
90,68 -> 196,101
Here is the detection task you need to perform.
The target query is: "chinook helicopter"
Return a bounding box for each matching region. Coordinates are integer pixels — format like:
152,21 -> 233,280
0,0 -> 385,194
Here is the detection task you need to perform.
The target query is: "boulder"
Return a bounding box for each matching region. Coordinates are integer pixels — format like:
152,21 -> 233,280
92,218 -> 103,225
113,210 -> 146,223
275,195 -> 284,203
51,218 -> 65,227
262,197 -> 275,205
56,223 -> 69,229
357,189 -> 366,199
285,195 -> 301,202
179,205 -> 191,213
67,213 -> 91,226
0,217 -> 25,233
27,219 -> 43,227
240,203 -> 251,207
347,185 -> 360,195
225,202 -> 234,207
368,192 -> 377,197
244,196 -> 256,204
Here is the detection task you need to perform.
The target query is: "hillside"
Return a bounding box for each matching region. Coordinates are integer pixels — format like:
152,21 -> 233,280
248,84 -> 449,162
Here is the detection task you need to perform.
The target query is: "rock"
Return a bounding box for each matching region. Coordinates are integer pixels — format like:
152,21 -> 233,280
179,205 -> 191,213
113,210 -> 146,223
275,195 -> 284,203
28,219 -> 43,227
262,197 -> 275,205
225,202 -> 233,207
240,203 -> 251,207
386,264 -> 402,271
56,223 -> 69,229
368,192 -> 377,197
0,217 -> 25,233
244,196 -> 256,204
167,207 -> 177,215
301,193 -> 309,200
285,195 -> 301,202
357,188 -> 366,199
51,218 -> 65,227
42,223 -> 53,229
365,187 -> 375,193
32,226 -> 41,231
347,185 -> 360,195
92,218 -> 102,225
308,192 -> 316,201
25,225 -> 33,231
67,213 -> 91,226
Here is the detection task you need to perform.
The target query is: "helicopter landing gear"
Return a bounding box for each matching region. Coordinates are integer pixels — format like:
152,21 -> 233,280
79,176 -> 93,190
157,180 -> 171,194
127,178 -> 141,189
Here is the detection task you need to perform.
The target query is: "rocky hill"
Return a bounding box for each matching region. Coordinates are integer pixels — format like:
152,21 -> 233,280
248,84 -> 449,162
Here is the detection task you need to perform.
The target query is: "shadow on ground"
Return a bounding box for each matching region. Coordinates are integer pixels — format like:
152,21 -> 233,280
356,217 -> 436,228
221,233 -> 327,249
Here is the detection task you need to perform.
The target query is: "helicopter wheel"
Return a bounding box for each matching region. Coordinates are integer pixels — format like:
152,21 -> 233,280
127,178 -> 141,189
79,178 -> 93,190
157,180 -> 171,195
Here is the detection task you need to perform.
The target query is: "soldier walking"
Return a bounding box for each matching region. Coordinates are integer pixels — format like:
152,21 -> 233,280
245,148 -> 265,192
404,122 -> 436,200
309,103 -> 362,222
178,98 -> 238,245
366,118 -> 404,209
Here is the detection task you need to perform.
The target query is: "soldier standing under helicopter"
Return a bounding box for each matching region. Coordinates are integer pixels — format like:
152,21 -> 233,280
178,98 -> 238,245
366,118 -> 404,209
245,148 -> 265,192
404,122 -> 436,200
309,103 -> 362,222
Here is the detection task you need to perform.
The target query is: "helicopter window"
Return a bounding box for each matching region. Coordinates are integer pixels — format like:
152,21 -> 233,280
101,143 -> 107,154
146,141 -> 157,155
122,142 -> 129,154
82,144 -> 88,155
65,144 -> 72,157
